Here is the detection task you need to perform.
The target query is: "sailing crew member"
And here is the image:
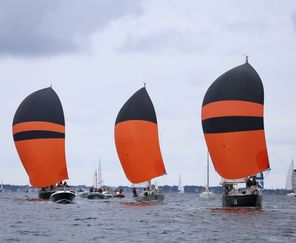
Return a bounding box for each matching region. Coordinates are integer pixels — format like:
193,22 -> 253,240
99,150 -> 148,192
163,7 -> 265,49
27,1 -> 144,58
132,187 -> 138,197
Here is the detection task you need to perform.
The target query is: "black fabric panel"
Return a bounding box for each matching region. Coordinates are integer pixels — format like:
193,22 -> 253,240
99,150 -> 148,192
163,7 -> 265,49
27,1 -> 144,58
202,116 -> 264,134
115,87 -> 157,124
13,87 -> 65,125
13,131 -> 65,141
202,63 -> 264,106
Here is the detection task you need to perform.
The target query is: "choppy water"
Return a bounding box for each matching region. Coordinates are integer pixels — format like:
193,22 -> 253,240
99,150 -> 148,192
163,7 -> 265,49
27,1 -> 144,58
0,192 -> 295,242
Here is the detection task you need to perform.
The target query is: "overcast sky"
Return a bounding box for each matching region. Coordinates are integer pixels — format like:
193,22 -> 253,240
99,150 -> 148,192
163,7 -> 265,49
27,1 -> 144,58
1,0 -> 296,189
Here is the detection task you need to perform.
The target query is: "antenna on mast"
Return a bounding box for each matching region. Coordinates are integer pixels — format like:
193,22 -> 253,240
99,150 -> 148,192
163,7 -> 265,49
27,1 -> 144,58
143,82 -> 146,88
243,54 -> 249,64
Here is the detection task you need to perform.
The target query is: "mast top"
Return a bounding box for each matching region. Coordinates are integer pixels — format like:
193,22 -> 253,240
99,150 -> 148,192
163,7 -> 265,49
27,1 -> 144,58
244,55 -> 249,64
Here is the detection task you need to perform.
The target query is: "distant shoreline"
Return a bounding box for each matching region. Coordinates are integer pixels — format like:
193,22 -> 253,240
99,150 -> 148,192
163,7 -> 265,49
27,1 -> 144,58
1,184 -> 289,195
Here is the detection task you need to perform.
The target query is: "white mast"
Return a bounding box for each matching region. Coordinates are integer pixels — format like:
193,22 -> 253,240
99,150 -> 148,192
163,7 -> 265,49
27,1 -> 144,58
199,151 -> 215,199
98,158 -> 104,188
93,169 -> 98,189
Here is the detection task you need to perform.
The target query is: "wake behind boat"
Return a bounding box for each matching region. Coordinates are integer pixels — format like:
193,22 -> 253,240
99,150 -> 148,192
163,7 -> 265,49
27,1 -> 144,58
115,85 -> 166,203
201,58 -> 270,208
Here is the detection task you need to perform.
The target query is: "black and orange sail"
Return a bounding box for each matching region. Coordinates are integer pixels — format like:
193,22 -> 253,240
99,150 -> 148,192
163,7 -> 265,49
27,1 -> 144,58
201,61 -> 270,179
114,87 -> 166,184
13,87 -> 68,188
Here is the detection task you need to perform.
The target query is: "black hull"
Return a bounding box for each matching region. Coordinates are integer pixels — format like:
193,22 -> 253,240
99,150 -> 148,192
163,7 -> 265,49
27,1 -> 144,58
222,193 -> 262,208
49,191 -> 76,204
38,190 -> 55,200
87,192 -> 105,200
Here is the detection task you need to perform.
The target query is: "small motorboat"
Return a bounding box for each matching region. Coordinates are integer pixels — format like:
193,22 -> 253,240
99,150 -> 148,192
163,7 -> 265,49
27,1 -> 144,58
49,190 -> 76,204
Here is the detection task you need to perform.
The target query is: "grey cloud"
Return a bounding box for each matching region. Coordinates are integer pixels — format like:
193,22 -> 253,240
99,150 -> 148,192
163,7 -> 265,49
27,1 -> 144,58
0,0 -> 142,57
118,28 -> 212,54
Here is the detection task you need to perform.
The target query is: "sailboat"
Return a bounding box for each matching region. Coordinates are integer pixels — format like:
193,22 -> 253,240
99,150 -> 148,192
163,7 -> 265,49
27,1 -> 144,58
115,85 -> 166,202
0,179 -> 4,193
201,58 -> 270,208
286,159 -> 296,197
87,160 -> 112,199
177,174 -> 184,193
13,87 -> 75,203
199,152 -> 215,199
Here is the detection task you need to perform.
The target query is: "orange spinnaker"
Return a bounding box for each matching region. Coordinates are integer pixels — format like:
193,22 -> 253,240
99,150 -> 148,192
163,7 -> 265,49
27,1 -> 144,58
14,138 -> 68,188
204,130 -> 269,179
115,120 -> 166,184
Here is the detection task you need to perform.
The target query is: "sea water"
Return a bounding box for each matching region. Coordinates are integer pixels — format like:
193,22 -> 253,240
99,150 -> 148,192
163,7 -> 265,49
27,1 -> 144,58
0,192 -> 295,242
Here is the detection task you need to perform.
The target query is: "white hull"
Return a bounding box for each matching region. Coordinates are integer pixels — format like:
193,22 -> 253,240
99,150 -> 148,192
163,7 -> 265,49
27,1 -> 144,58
199,190 -> 215,199
287,192 -> 296,197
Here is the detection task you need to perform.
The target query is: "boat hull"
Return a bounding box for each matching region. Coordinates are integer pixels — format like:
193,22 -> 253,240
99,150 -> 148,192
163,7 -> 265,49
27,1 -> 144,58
38,189 -> 55,199
87,192 -> 106,199
222,193 -> 262,208
114,194 -> 125,198
49,191 -> 76,204
287,192 -> 296,197
76,191 -> 89,198
200,190 -> 215,199
135,193 -> 164,203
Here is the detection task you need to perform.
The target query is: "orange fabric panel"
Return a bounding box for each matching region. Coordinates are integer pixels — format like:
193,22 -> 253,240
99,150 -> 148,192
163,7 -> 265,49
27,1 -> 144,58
13,121 -> 65,134
14,139 -> 68,187
115,120 -> 166,184
204,130 -> 269,179
202,101 -> 263,120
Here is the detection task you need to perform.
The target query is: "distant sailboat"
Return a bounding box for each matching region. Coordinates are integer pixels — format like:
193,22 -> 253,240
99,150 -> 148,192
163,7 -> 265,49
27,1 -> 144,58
0,179 -> 4,193
199,152 -> 215,199
201,58 -> 270,208
115,85 -> 166,202
87,159 -> 112,199
286,159 -> 296,197
13,87 -> 75,203
178,174 -> 184,193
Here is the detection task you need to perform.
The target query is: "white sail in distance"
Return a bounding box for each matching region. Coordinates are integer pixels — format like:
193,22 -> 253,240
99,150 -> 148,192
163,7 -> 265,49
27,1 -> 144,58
178,174 -> 184,193
286,160 -> 294,190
